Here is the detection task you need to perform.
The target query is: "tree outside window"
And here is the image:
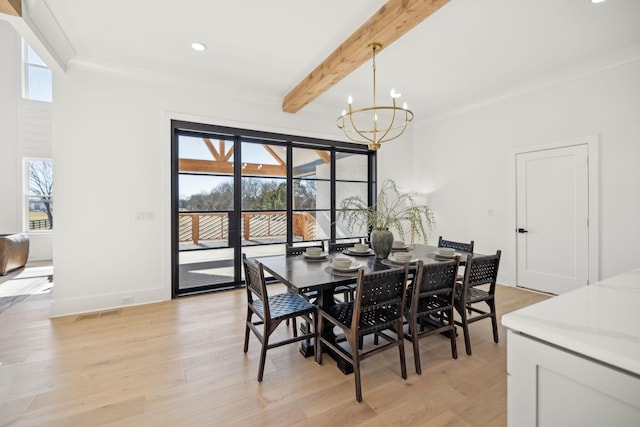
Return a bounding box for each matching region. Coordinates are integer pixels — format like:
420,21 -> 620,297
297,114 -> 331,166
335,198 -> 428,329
27,159 -> 53,231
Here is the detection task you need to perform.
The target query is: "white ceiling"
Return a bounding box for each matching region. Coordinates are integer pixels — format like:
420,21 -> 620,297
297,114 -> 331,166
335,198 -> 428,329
19,0 -> 640,120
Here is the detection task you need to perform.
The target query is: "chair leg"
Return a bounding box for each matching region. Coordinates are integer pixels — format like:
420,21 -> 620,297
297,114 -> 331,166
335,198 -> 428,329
315,315 -> 324,365
351,338 -> 362,403
448,308 -> 458,359
397,320 -> 407,380
243,309 -> 252,353
488,300 -> 499,343
460,304 -> 472,356
257,328 -> 269,382
292,318 -> 298,338
410,323 -> 421,375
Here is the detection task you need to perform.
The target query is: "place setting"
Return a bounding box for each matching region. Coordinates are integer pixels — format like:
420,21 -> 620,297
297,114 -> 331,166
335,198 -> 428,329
427,247 -> 459,260
382,251 -> 419,267
342,243 -> 374,256
325,256 -> 363,276
389,240 -> 410,252
301,246 -> 332,262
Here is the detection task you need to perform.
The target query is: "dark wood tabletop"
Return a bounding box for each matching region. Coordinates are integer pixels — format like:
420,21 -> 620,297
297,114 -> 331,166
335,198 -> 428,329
255,244 -> 476,300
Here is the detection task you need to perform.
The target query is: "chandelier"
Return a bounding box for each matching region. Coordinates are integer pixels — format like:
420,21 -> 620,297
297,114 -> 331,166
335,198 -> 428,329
337,43 -> 414,150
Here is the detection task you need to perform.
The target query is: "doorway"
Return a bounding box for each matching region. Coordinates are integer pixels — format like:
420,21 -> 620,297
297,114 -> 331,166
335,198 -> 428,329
509,136 -> 599,294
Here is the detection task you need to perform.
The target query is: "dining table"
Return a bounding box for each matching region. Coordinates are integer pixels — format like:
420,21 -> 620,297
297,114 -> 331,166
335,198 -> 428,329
254,243 -> 480,374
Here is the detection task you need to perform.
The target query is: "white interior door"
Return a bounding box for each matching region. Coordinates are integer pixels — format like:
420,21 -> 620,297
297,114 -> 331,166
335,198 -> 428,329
516,144 -> 589,294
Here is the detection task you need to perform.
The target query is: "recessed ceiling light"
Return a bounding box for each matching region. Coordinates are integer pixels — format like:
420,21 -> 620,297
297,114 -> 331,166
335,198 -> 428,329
191,42 -> 206,52
591,0 -> 606,3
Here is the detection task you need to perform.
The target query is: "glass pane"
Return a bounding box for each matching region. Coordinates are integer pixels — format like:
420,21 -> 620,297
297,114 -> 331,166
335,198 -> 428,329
179,175 -> 234,211
293,211 -> 330,241
292,147 -> 330,179
336,152 -> 368,181
336,181 -> 368,211
28,160 -> 53,230
242,212 -> 287,245
335,213 -> 368,240
179,136 -> 234,163
178,212 -> 229,249
242,142 -> 286,178
293,179 -> 330,210
27,65 -> 52,102
241,177 -> 286,210
27,45 -> 47,66
178,247 -> 235,290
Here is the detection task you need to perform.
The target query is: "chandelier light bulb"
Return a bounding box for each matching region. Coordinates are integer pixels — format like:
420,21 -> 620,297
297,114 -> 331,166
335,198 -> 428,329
403,102 -> 408,110
348,95 -> 353,104
342,109 -> 346,116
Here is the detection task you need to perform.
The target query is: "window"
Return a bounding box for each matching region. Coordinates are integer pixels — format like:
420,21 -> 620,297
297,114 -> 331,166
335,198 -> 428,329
26,159 -> 53,231
23,41 -> 53,102
172,120 -> 375,295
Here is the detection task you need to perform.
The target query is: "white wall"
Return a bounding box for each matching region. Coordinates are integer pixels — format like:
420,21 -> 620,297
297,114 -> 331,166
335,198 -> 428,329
0,22 -> 53,260
50,62 -> 344,316
409,57 -> 640,284
0,22 -> 20,233
30,28 -> 640,315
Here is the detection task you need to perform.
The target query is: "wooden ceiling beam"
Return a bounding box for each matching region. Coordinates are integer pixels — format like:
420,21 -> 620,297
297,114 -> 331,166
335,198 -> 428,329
282,0 -> 450,113
0,0 -> 21,17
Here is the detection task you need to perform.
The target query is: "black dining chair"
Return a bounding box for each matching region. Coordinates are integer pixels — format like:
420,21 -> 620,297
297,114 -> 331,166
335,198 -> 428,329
242,254 -> 317,382
328,241 -> 359,302
438,236 -> 474,253
284,244 -> 323,329
328,241 -> 356,252
404,258 -> 460,374
438,236 -> 474,280
286,244 -> 323,257
454,251 -> 501,356
316,266 -> 409,403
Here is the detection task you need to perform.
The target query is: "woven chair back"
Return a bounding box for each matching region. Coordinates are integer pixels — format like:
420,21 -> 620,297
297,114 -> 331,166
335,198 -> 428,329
352,267 -> 408,331
286,244 -> 322,256
329,242 -> 355,252
408,258 -> 459,309
465,250 -> 501,292
242,254 -> 269,317
438,236 -> 475,253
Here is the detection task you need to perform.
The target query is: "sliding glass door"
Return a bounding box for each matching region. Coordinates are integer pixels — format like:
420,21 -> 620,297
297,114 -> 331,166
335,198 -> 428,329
171,121 -> 375,296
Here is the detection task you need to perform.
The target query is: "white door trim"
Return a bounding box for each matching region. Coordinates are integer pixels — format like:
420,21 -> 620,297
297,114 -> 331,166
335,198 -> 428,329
507,135 -> 599,289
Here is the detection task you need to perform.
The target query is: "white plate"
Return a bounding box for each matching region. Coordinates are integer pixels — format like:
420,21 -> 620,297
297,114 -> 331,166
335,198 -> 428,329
303,252 -> 328,259
391,246 -> 409,251
330,261 -> 361,272
349,247 -> 370,253
344,249 -> 373,256
388,255 -> 419,264
433,252 -> 457,259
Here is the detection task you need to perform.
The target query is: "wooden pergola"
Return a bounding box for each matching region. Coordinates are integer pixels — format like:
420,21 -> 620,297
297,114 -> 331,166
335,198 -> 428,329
178,138 -> 329,176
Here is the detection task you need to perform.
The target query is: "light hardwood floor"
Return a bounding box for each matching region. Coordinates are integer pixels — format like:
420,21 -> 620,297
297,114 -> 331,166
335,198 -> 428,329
0,282 -> 548,427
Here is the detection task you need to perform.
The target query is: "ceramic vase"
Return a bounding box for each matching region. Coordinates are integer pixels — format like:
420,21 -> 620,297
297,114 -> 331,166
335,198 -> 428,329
370,228 -> 394,259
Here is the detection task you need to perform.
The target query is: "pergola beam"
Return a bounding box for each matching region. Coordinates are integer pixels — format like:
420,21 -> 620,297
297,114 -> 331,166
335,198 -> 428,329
179,159 -> 286,177
282,0 -> 450,113
0,0 -> 21,16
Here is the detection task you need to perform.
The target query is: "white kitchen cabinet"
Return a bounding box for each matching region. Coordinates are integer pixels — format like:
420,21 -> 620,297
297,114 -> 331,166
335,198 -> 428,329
503,268 -> 640,426
507,330 -> 640,426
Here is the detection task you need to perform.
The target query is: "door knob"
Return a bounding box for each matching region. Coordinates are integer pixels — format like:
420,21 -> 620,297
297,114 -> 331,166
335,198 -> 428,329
517,228 -> 528,233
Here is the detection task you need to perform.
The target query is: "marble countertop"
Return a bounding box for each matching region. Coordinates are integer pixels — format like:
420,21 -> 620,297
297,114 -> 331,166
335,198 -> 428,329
502,267 -> 640,376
